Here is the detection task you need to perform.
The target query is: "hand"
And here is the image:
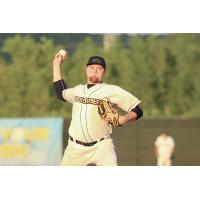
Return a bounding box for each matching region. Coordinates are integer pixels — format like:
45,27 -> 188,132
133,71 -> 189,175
53,52 -> 68,67
118,115 -> 126,125
98,98 -> 120,127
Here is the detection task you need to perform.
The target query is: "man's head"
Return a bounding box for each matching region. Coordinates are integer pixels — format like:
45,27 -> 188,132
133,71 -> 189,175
86,56 -> 106,84
161,131 -> 169,137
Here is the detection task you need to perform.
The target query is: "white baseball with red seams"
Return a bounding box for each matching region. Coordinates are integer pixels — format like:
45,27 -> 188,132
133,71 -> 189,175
59,49 -> 67,57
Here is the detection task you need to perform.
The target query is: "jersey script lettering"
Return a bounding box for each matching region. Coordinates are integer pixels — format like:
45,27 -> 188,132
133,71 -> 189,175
74,96 -> 102,105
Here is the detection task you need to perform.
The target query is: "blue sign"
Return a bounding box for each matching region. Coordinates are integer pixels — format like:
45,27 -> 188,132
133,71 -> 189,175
0,117 -> 64,165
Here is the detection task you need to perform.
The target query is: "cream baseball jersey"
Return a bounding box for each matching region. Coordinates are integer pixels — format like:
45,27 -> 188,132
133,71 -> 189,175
62,82 -> 141,142
155,135 -> 175,157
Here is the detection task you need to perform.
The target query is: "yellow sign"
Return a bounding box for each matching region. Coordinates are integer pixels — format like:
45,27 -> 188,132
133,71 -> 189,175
0,144 -> 30,158
0,127 -> 49,143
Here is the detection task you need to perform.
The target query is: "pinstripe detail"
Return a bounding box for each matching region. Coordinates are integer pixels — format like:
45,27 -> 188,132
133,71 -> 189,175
85,83 -> 106,141
88,83 -> 105,98
127,100 -> 141,112
85,104 -> 93,141
79,85 -> 88,142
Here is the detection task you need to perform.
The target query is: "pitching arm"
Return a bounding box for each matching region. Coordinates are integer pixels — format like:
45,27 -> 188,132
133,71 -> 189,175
53,51 -> 69,101
53,51 -> 68,82
54,79 -> 67,102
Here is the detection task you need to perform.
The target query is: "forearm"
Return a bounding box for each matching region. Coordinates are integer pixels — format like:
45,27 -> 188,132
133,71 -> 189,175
52,52 -> 67,101
118,106 -> 143,125
118,111 -> 137,125
53,52 -> 66,82
53,64 -> 63,82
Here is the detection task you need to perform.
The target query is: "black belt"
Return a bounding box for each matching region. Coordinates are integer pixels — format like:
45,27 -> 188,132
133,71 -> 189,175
69,135 -> 105,146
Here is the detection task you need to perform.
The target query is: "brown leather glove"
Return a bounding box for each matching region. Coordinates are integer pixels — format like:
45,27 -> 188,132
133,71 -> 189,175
98,97 -> 120,127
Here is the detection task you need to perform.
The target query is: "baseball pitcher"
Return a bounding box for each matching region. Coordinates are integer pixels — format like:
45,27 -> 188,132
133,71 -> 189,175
53,51 -> 143,166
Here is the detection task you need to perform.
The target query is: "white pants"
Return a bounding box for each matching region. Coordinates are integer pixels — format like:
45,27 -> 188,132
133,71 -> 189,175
61,137 -> 117,166
157,156 -> 172,166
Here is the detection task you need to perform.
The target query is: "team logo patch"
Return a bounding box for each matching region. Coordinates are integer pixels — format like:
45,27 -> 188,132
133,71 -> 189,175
74,96 -> 102,105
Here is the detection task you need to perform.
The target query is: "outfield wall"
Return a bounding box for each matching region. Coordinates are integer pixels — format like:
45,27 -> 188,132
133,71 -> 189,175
63,119 -> 200,166
0,118 -> 199,165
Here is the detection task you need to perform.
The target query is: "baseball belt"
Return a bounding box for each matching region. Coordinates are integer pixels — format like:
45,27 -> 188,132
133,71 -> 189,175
69,135 -> 105,147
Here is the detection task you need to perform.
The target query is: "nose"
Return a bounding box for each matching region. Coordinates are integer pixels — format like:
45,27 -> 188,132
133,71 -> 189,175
91,67 -> 98,73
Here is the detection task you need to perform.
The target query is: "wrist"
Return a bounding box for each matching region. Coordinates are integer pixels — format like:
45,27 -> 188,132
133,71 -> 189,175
53,63 -> 61,69
118,115 -> 127,125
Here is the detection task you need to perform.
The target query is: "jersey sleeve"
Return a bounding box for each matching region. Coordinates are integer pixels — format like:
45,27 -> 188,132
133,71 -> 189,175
62,88 -> 75,103
112,86 -> 141,112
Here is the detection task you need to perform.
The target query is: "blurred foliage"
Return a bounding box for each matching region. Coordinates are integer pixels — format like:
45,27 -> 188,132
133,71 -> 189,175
0,33 -> 200,119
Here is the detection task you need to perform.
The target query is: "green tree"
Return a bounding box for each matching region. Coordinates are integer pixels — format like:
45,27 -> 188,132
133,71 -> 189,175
0,35 -> 59,117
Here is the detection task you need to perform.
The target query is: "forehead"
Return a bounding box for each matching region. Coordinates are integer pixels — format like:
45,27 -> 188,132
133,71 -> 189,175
87,64 -> 104,69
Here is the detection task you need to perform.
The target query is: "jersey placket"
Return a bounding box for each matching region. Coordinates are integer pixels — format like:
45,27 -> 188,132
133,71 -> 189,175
78,85 -> 93,142
84,83 -> 106,142
80,102 -> 93,142
82,85 -> 94,142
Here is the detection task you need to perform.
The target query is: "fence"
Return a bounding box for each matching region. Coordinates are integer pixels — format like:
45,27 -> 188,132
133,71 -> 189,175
63,119 -> 200,166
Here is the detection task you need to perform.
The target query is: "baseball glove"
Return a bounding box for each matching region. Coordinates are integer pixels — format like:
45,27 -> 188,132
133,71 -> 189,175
98,97 -> 120,127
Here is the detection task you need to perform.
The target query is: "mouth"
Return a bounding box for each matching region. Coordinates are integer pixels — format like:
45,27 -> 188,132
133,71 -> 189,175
89,75 -> 99,83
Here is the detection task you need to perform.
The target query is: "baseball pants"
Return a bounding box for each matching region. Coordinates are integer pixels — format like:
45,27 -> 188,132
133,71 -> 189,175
61,136 -> 117,166
157,156 -> 172,166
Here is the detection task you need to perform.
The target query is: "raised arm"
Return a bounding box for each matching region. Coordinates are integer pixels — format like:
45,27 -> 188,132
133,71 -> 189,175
53,52 -> 68,101
53,52 -> 68,81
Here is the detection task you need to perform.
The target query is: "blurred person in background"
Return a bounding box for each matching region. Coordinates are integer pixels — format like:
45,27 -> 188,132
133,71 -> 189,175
154,131 -> 175,166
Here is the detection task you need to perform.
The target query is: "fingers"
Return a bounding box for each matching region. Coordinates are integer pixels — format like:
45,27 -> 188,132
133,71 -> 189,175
61,54 -> 68,62
62,53 -> 68,60
54,51 -> 68,62
54,52 -> 61,59
102,117 -> 113,124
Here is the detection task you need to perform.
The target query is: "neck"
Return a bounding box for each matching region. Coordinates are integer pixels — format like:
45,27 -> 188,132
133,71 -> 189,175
87,80 -> 103,84
86,82 -> 103,89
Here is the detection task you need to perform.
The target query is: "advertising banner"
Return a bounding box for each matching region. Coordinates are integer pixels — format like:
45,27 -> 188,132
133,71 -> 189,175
0,117 -> 64,165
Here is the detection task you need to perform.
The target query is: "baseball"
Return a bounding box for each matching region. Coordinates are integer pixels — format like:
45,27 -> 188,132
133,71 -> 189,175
59,49 -> 68,57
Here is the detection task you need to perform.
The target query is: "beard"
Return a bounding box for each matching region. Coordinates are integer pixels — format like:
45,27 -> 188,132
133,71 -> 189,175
89,75 -> 100,83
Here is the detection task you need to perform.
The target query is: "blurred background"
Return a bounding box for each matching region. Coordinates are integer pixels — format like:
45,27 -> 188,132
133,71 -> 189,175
0,33 -> 200,165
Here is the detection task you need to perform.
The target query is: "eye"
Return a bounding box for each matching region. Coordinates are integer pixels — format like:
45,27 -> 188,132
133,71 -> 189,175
88,66 -> 93,70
